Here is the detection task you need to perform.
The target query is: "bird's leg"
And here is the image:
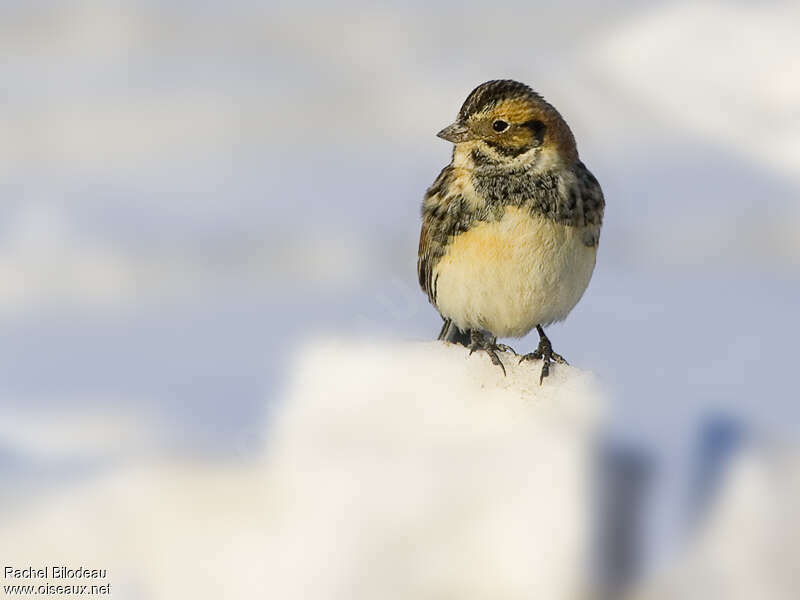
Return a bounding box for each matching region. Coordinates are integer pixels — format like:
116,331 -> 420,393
518,325 -> 568,384
468,330 -> 507,376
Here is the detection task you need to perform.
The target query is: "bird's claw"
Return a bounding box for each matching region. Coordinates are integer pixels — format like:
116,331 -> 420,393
495,343 -> 518,355
469,332 -> 507,376
518,331 -> 568,385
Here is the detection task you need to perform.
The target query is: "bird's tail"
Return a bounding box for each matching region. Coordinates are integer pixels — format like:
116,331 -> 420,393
437,319 -> 470,347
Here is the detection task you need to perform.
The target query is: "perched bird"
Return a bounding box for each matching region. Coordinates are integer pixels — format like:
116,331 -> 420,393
417,80 -> 604,383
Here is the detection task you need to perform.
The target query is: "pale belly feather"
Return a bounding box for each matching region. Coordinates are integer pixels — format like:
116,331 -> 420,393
433,206 -> 597,338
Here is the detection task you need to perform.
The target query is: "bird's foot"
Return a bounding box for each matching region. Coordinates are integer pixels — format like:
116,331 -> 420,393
494,343 -> 518,355
469,331 -> 507,376
518,331 -> 568,385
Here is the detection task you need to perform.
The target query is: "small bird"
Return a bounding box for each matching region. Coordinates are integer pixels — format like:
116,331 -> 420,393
417,80 -> 604,383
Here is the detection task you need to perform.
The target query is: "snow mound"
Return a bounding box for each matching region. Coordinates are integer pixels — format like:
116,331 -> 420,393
633,445 -> 800,600
263,339 -> 604,599
0,339 -> 605,599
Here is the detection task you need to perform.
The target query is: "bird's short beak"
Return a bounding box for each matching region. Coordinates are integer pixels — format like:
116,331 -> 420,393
436,121 -> 473,143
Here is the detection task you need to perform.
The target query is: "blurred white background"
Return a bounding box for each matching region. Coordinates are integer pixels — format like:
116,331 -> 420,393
1,0 -> 798,574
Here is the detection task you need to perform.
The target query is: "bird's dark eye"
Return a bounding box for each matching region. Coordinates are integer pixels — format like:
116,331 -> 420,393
492,120 -> 509,132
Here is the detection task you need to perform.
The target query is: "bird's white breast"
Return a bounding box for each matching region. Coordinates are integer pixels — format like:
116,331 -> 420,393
433,206 -> 597,338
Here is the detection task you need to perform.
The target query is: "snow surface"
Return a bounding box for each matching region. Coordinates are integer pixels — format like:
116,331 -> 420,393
0,340 -> 604,599
633,444 -> 800,600
263,340 -> 604,599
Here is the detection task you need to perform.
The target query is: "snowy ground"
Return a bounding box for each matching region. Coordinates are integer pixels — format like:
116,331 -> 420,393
633,443 -> 800,600
0,341 -> 603,599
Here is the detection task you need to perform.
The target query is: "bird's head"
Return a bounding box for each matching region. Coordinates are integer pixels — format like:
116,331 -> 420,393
437,79 -> 578,170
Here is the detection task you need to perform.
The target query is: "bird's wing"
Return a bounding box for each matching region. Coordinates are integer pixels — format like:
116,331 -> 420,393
575,161 -> 605,247
417,166 -> 456,304
417,218 -> 437,302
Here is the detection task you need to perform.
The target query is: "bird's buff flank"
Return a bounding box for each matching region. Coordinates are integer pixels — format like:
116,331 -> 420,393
417,79 -> 604,383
